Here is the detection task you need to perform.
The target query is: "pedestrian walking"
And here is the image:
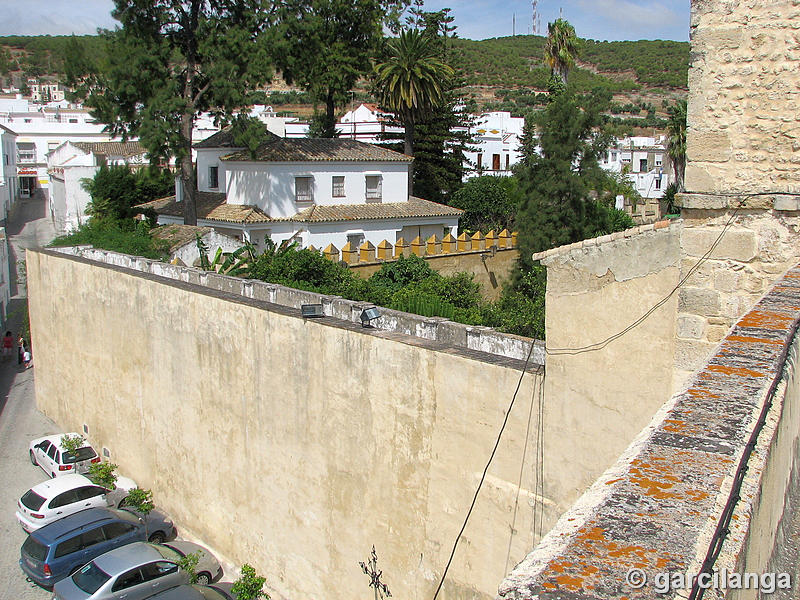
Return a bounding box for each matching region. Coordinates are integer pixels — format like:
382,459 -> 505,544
23,348 -> 32,369
17,334 -> 24,365
2,331 -> 13,361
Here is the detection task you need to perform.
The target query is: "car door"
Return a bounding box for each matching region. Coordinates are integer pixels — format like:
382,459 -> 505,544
110,567 -> 144,600
135,561 -> 183,599
99,521 -> 139,553
45,444 -> 59,476
45,489 -> 80,523
74,486 -> 109,511
74,525 -> 108,567
35,440 -> 51,466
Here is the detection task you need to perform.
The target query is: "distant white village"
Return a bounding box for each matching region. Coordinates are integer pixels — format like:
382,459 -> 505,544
0,78 -> 673,252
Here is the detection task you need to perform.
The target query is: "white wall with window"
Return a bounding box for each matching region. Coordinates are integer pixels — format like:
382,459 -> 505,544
224,161 -> 409,217
196,148 -> 233,192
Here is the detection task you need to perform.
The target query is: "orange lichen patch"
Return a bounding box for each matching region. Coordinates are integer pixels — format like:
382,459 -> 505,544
738,310 -> 794,331
577,527 -> 606,542
605,478 -> 623,485
685,489 -> 710,502
607,544 -> 647,559
542,581 -> 557,590
656,557 -> 670,568
554,574 -> 584,589
731,514 -> 739,520
726,335 -> 783,346
663,419 -> 689,433
687,387 -> 721,400
706,364 -> 764,378
581,565 -> 599,576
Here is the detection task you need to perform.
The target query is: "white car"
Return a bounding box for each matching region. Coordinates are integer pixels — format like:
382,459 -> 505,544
29,433 -> 100,478
15,473 -> 138,533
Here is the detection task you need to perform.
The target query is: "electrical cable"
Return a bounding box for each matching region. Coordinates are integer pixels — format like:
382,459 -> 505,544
545,195 -> 751,356
430,342 -> 540,600
504,373 -> 539,575
429,191 -> 794,600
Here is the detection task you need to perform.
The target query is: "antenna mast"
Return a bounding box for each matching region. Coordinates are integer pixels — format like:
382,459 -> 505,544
532,0 -> 541,35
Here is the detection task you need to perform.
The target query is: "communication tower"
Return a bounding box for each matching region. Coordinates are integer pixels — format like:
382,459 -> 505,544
532,0 -> 542,35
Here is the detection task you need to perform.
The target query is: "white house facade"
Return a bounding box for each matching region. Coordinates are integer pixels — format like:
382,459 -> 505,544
143,129 -> 462,251
601,136 -> 673,199
463,111 -> 525,179
0,124 -> 18,222
47,141 -> 149,233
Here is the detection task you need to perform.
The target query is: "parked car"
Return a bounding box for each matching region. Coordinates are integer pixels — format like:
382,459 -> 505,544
16,473 -> 139,533
52,541 -> 223,600
148,583 -> 237,600
19,507 -> 175,589
29,434 -> 100,478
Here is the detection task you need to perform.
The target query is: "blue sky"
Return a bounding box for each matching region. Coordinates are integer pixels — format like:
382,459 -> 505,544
0,0 -> 689,42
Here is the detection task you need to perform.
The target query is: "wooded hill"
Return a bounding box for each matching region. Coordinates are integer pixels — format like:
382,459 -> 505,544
0,33 -> 688,122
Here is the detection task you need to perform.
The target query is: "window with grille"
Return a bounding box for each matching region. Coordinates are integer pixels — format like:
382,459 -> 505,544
365,175 -> 382,201
332,175 -> 345,197
295,176 -> 313,203
209,166 -> 219,189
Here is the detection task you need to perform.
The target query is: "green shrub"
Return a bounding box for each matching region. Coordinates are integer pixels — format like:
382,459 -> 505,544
49,219 -> 171,260
123,488 -> 154,514
88,462 -> 119,490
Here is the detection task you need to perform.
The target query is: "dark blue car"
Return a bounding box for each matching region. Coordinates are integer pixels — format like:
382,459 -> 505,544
19,507 -> 175,589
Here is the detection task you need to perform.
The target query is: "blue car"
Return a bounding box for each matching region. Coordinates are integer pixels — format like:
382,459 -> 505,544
19,507 -> 175,589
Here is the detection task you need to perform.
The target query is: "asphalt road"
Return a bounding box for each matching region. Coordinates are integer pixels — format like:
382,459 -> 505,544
1,191 -> 59,600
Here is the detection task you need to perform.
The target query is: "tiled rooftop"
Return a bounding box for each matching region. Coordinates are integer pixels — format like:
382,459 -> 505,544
139,194 -> 461,224
150,224 -> 213,251
193,126 -> 279,149
222,137 -> 412,163
138,193 -> 272,224
73,141 -> 146,158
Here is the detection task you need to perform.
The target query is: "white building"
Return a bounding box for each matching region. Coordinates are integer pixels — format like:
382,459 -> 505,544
0,227 -> 10,327
142,127 -> 461,251
47,141 -> 149,233
463,111 -> 525,178
0,124 -> 18,222
28,79 -> 66,103
601,136 -> 672,199
0,106 -> 116,200
336,103 -> 401,144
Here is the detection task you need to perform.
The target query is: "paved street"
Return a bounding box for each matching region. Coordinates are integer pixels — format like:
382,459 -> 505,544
1,191 -> 59,600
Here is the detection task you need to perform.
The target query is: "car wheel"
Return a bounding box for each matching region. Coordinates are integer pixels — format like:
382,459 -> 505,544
196,572 -> 212,586
148,531 -> 166,544
29,451 -> 37,465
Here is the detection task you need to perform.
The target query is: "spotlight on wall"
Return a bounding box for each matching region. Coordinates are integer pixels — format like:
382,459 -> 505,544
301,303 -> 325,318
360,306 -> 381,328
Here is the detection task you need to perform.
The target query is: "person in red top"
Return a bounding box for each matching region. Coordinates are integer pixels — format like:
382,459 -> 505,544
2,331 -> 13,361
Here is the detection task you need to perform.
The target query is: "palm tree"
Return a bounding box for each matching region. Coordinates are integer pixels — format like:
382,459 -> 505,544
667,99 -> 687,191
374,29 -> 454,195
544,18 -> 579,85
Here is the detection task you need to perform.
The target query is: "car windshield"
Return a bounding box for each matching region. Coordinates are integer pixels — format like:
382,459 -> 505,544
155,543 -> 183,561
62,446 -> 97,464
73,562 -> 111,594
20,489 -> 46,511
21,536 -> 48,561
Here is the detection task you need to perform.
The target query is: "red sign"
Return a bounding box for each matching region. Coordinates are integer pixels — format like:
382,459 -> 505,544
18,169 -> 37,175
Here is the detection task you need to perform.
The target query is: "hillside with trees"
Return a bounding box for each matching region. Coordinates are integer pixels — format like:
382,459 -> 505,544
1,33 -> 687,121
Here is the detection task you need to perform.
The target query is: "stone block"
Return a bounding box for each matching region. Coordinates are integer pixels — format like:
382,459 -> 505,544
681,228 -> 758,261
721,295 -> 742,319
678,287 -> 721,316
687,131 -> 732,162
774,196 -> 800,211
714,269 -> 741,293
677,314 -> 706,339
707,325 -> 730,343
674,339 -> 719,372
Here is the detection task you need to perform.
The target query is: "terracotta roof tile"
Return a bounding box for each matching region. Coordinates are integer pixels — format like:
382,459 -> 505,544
137,192 -> 272,224
150,224 -> 213,251
222,138 -> 412,163
286,197 -> 462,222
138,193 -> 461,225
193,125 -> 279,149
73,141 -> 147,158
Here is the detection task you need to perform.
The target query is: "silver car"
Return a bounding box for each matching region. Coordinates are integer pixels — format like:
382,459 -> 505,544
52,541 -> 223,600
